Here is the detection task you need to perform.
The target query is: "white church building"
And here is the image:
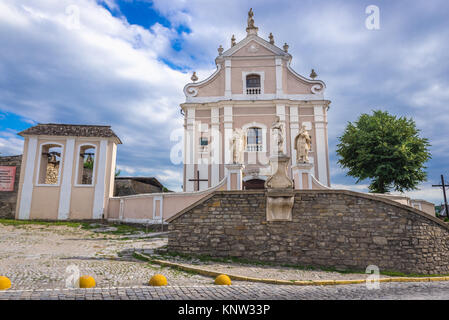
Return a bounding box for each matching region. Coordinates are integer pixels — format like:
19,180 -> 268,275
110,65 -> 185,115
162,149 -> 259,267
13,10 -> 435,222
182,11 -> 330,192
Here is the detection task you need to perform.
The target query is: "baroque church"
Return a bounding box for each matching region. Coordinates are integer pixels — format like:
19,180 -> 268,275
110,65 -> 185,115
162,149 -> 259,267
182,9 -> 330,192
11,9 -> 434,223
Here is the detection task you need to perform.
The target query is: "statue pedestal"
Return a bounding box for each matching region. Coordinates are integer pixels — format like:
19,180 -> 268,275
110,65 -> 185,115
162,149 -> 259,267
225,164 -> 244,190
292,162 -> 314,190
265,154 -> 294,222
264,154 -> 293,189
266,189 -> 294,222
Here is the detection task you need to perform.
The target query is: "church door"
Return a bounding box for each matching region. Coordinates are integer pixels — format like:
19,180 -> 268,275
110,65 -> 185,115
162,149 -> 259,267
243,179 -> 265,190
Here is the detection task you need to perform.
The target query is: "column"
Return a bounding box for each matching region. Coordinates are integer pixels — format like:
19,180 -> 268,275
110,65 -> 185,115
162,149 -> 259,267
57,138 -> 75,220
292,163 -> 314,190
225,59 -> 232,97
211,107 -> 220,186
225,164 -> 244,190
223,105 -> 233,167
275,58 -> 283,97
18,137 -> 38,220
185,107 -> 196,191
92,139 -> 108,219
314,105 -> 329,186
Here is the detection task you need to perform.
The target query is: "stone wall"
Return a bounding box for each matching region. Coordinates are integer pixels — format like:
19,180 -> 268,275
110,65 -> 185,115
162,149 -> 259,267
168,190 -> 449,275
0,155 -> 22,219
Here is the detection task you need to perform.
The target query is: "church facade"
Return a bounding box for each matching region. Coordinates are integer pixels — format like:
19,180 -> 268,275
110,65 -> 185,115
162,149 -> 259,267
182,11 -> 331,192
11,10 -> 434,222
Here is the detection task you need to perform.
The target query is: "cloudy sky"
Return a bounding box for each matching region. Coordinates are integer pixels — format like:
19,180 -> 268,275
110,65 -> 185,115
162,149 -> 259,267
0,0 -> 448,203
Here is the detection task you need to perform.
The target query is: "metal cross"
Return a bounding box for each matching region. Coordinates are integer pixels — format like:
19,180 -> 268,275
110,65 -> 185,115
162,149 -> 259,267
432,175 -> 448,216
188,170 -> 208,191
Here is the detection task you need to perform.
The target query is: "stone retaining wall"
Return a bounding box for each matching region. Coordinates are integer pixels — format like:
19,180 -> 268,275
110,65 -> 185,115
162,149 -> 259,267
167,190 -> 449,275
0,155 -> 22,219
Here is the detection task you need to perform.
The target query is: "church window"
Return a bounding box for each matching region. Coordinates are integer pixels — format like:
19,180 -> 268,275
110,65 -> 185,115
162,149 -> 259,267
247,127 -> 263,151
246,74 -> 261,94
37,143 -> 63,185
199,137 -> 209,152
76,144 -> 96,185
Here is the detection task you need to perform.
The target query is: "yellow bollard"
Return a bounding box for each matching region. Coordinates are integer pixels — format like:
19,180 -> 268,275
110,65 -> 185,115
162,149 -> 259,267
79,275 -> 96,288
215,274 -> 232,285
149,274 -> 168,286
0,276 -> 11,290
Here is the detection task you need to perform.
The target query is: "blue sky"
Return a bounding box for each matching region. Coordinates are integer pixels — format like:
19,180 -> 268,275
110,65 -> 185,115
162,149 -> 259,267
0,0 -> 448,203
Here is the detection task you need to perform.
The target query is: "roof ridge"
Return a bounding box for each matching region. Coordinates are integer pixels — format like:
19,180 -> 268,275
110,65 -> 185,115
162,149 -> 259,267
38,123 -> 111,127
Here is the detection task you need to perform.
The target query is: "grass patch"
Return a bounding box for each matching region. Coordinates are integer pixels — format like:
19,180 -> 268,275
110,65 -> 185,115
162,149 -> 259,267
0,218 -> 158,236
0,218 -> 85,228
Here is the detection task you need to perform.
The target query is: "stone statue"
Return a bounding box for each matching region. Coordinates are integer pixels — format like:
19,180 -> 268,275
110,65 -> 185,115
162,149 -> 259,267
247,8 -> 255,28
230,129 -> 246,164
271,116 -> 285,155
294,125 -> 312,163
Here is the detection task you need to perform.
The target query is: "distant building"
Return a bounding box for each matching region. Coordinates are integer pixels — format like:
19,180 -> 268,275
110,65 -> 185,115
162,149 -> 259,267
114,177 -> 169,196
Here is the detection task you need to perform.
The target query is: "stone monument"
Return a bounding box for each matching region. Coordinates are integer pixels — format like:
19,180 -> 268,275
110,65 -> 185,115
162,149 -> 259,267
246,8 -> 258,35
265,117 -> 294,221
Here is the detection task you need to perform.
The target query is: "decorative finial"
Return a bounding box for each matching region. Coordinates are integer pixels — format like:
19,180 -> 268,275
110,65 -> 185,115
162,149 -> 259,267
310,69 -> 317,80
191,71 -> 198,82
269,32 -> 274,45
218,45 -> 223,55
283,42 -> 289,53
246,8 -> 258,35
231,35 -> 236,47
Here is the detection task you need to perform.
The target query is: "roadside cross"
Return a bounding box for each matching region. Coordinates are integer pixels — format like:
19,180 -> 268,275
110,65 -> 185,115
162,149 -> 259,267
188,170 -> 208,191
432,175 -> 449,216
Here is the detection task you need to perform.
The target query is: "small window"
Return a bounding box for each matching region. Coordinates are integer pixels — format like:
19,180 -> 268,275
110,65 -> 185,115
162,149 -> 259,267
246,74 -> 261,94
38,144 -> 62,185
199,137 -> 209,152
77,145 -> 96,185
200,137 -> 209,146
247,127 -> 263,151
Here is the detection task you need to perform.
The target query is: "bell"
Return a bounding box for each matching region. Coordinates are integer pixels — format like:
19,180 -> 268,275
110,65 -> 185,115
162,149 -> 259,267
49,153 -> 57,164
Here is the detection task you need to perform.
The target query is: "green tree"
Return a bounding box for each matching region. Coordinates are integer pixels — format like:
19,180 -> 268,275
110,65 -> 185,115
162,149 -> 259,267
336,110 -> 431,193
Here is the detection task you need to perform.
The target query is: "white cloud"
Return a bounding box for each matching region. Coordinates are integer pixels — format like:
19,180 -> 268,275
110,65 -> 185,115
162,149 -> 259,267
391,185 -> 445,204
1,0 -> 448,195
0,131 -> 24,156
0,0 -> 190,187
332,183 -> 369,192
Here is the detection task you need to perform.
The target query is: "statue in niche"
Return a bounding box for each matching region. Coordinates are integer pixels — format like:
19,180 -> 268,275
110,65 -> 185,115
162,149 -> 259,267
271,116 -> 285,155
230,129 -> 246,164
294,124 -> 312,163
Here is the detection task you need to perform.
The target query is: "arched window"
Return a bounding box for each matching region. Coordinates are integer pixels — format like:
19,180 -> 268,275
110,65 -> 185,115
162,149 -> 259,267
37,143 -> 63,185
246,74 -> 261,94
76,144 -> 96,185
247,127 -> 263,151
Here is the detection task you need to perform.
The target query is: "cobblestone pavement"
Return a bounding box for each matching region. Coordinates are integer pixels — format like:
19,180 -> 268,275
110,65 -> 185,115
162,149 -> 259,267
0,224 -> 214,289
1,281 -> 449,300
0,223 -> 388,290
